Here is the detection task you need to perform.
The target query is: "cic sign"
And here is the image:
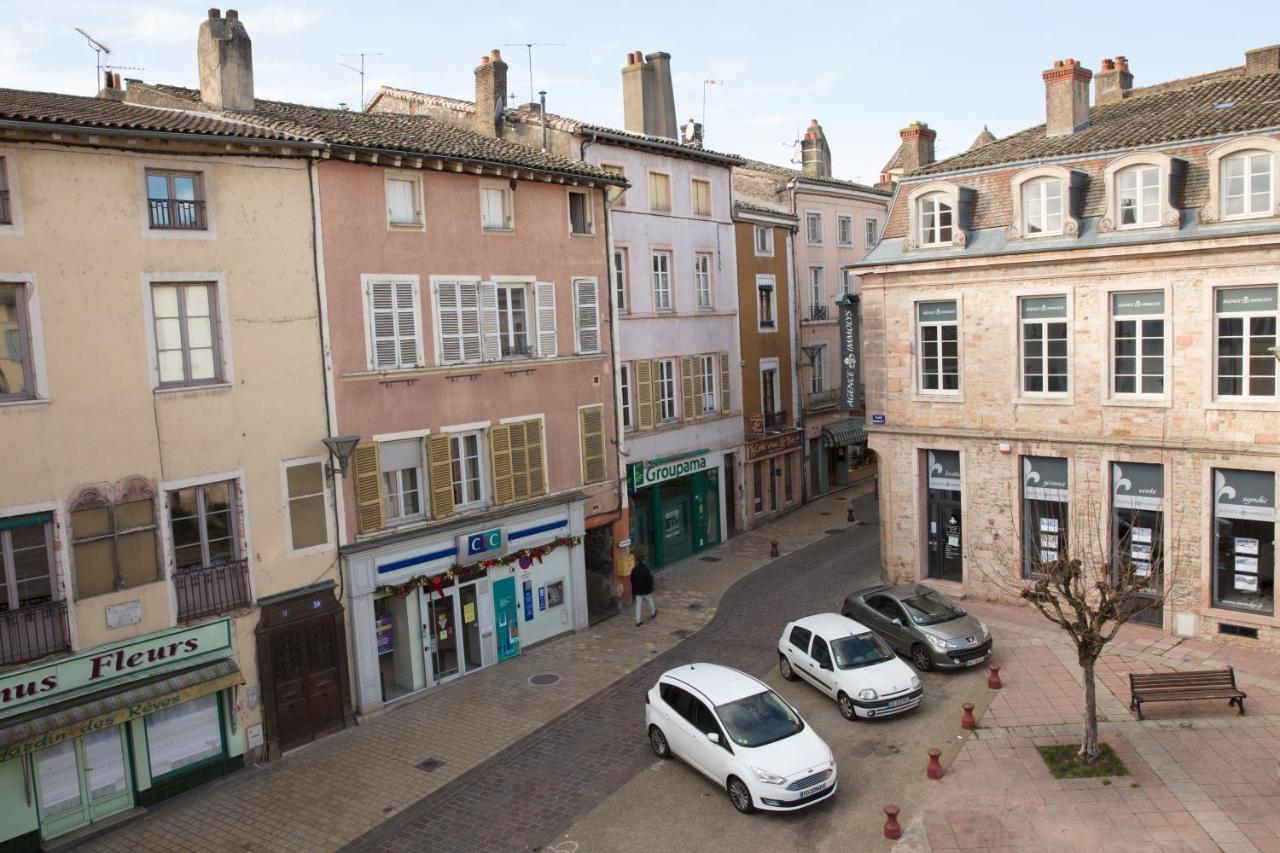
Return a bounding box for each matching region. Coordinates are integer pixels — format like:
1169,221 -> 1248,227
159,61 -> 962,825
628,451 -> 715,493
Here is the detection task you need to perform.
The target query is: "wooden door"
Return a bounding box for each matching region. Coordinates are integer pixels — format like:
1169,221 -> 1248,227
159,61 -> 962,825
304,615 -> 345,737
268,626 -> 313,753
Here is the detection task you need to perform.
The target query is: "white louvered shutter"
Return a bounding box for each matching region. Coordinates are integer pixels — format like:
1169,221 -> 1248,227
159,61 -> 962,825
394,280 -> 418,366
480,281 -> 501,361
573,279 -> 600,354
369,278 -> 418,369
459,281 -> 482,362
436,281 -> 463,364
534,281 -> 558,358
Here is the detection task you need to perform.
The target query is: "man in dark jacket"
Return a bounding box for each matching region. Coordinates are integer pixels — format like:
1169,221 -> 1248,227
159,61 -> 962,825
630,550 -> 656,627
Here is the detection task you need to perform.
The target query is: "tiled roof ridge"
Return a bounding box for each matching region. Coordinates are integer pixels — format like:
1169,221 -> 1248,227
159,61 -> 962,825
737,158 -> 889,195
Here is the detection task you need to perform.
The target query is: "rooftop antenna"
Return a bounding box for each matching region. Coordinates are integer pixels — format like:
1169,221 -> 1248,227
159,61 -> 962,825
701,79 -> 723,133
74,27 -> 112,92
499,42 -> 565,104
339,52 -> 383,111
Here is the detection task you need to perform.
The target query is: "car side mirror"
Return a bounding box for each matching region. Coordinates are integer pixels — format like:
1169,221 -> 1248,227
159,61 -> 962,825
891,618 -> 902,627
705,731 -> 720,745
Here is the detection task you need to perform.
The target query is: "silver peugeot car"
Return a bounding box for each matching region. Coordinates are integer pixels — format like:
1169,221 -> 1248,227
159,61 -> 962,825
841,584 -> 992,671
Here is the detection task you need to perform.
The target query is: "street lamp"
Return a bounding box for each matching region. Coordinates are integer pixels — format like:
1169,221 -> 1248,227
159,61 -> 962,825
322,435 -> 361,478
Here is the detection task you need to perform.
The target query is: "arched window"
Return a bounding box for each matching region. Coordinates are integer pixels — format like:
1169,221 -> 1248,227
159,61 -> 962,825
1221,151 -> 1273,218
918,194 -> 953,246
1116,165 -> 1161,227
1022,178 -> 1063,235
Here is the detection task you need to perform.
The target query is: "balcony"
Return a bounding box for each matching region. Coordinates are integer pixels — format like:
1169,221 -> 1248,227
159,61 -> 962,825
806,304 -> 829,322
804,389 -> 839,411
0,189 -> 10,225
148,197 -> 207,230
174,558 -> 252,623
0,600 -> 70,668
765,409 -> 788,429
501,339 -> 532,359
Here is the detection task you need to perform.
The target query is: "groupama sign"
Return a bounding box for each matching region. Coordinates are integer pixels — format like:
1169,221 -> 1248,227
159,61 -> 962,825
628,451 -> 716,493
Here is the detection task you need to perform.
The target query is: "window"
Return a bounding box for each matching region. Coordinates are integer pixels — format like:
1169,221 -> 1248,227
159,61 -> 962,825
806,211 -> 823,244
840,268 -> 857,296
368,277 -> 421,369
917,300 -> 959,393
497,283 -> 530,358
691,179 -> 711,216
146,170 -> 205,230
579,404 -> 607,484
918,194 -> 953,246
1215,286 -> 1277,399
435,280 -> 482,365
71,487 -> 159,598
694,253 -> 713,309
810,345 -> 827,394
1111,291 -> 1165,396
601,164 -> 626,206
754,225 -> 774,256
568,189 -> 593,235
573,278 -> 600,354
1212,468 -> 1275,615
757,276 -> 775,329
379,439 -> 425,524
1022,178 -> 1063,235
620,363 -> 633,430
1117,166 -> 1160,227
753,462 -> 764,513
1111,462 -> 1163,604
809,636 -> 832,669
808,267 -> 825,320
1222,152 -> 1272,219
0,156 -> 11,225
761,365 -> 778,414
146,693 -> 224,779
481,185 -> 512,230
1020,295 -> 1069,394
837,215 -> 853,246
613,248 -> 629,313
284,461 -> 329,552
151,282 -> 221,387
0,283 -> 33,400
697,354 -> 716,412
657,359 -> 678,422
865,217 -> 879,248
0,512 -> 55,611
450,433 -> 484,508
652,251 -> 672,311
784,454 -> 794,504
788,625 -> 812,652
167,481 -> 239,571
384,176 -> 420,226
648,172 -> 671,211
1021,456 -> 1068,578
489,419 -> 546,504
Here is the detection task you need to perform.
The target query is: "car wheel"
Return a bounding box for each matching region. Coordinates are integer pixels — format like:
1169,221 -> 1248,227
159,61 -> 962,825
779,653 -> 798,681
837,691 -> 857,721
911,644 -> 935,672
648,725 -> 671,759
727,776 -> 755,814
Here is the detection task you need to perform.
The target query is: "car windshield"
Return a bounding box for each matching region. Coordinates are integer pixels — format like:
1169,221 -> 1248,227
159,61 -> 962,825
716,690 -> 804,748
831,632 -> 895,669
901,591 -> 966,626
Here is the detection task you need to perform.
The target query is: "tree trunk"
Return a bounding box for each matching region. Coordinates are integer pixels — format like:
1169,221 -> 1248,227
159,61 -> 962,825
1080,654 -> 1100,763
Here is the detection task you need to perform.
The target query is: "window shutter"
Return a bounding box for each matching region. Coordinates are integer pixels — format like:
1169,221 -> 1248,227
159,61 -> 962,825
680,355 -> 695,421
490,425 -> 515,505
480,281 -> 501,361
436,281 -> 463,364
352,442 -> 384,534
534,281 -> 558,358
579,405 -> 606,484
459,281 -> 482,362
369,280 -> 398,369
426,433 -> 454,519
719,352 -> 731,413
573,279 -> 600,354
524,419 -> 546,497
693,355 -> 706,418
509,422 -> 530,500
635,359 -> 655,430
395,280 -> 418,366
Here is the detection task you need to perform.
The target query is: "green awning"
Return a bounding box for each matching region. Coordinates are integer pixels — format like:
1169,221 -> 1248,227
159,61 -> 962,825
821,418 -> 867,448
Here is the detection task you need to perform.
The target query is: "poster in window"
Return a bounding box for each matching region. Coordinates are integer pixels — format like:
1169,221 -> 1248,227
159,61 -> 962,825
1131,527 -> 1153,545
1234,574 -> 1259,593
1131,543 -> 1152,561
1133,559 -> 1152,577
1040,534 -> 1058,549
376,613 -> 394,655
1235,537 -> 1259,556
1039,518 -> 1059,533
1234,555 -> 1259,574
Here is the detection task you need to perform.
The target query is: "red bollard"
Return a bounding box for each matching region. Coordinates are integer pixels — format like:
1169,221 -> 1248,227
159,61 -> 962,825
883,804 -> 902,840
927,748 -> 943,780
847,502 -> 856,523
961,702 -> 977,730
988,664 -> 1003,690
770,540 -> 779,558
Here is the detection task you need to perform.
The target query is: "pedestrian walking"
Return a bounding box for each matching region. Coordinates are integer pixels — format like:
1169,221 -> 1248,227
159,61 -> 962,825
631,549 -> 656,627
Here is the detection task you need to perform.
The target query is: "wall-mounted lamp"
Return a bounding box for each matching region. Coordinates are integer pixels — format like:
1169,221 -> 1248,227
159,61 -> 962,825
322,435 -> 361,478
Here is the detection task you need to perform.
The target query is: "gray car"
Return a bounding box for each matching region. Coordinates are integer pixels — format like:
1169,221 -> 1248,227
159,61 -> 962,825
841,584 -> 992,672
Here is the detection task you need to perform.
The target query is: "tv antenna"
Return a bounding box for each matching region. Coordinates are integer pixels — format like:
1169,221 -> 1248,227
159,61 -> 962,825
701,79 -> 723,133
340,52 -> 383,111
499,42 -> 565,104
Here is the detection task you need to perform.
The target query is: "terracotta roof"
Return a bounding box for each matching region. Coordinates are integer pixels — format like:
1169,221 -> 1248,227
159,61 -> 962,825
913,69 -> 1280,177
732,197 -> 795,218
880,142 -> 905,174
738,158 -> 890,195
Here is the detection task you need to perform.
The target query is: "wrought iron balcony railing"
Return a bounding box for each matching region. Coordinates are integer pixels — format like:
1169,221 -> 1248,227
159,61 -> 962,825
174,558 -> 252,622
148,197 -> 207,230
0,599 -> 70,668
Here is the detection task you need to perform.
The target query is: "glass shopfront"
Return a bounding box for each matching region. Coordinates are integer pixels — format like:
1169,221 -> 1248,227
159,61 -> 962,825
628,452 -> 723,568
1111,462 -> 1164,626
1212,468 -> 1275,616
1022,456 -> 1069,577
374,591 -> 423,702
925,450 -> 963,582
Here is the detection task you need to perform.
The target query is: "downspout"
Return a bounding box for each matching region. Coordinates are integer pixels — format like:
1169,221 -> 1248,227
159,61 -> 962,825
788,225 -> 806,506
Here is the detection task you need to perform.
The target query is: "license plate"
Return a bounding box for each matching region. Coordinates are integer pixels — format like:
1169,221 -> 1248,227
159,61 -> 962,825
801,784 -> 825,798
965,655 -> 985,667
887,696 -> 913,708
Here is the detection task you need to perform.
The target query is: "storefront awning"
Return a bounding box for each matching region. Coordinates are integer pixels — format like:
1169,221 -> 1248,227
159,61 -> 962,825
0,658 -> 243,763
821,418 -> 868,449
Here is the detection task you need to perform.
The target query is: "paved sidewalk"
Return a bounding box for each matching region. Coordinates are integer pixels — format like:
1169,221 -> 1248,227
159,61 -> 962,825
895,601 -> 1280,853
85,486 -> 871,853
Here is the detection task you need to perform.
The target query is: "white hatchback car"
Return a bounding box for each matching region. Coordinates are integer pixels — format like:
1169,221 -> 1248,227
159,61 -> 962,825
645,663 -> 837,814
778,613 -> 923,720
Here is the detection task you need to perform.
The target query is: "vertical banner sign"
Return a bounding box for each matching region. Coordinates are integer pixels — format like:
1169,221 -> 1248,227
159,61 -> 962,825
838,294 -> 862,411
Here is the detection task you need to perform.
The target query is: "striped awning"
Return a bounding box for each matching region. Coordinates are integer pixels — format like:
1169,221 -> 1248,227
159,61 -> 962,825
821,418 -> 868,448
0,658 -> 242,762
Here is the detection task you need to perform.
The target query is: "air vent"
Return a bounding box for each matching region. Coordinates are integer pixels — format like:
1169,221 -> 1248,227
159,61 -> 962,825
1217,622 -> 1259,639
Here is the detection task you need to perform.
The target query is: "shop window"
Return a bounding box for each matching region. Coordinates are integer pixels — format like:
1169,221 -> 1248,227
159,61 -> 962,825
917,300 -> 959,393
71,484 -> 160,599
1020,295 -> 1069,395
753,462 -> 764,513
380,439 -> 425,524
784,454 -> 794,504
375,592 -> 424,701
145,693 -> 225,779
1111,462 -> 1164,620
1111,291 -> 1166,397
284,460 -> 329,553
0,282 -> 35,400
449,432 -> 485,509
1212,468 -> 1275,615
925,450 -> 963,583
1021,456 -> 1068,578
1215,285 -> 1277,400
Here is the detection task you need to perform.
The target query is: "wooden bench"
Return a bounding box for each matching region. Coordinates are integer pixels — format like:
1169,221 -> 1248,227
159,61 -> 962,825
1129,668 -> 1247,720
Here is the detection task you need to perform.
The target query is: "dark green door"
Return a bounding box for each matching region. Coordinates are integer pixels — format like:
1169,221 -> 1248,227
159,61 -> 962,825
659,482 -> 693,565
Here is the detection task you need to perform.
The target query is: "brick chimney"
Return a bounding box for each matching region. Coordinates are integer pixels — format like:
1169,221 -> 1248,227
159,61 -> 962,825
98,71 -> 125,101
1095,56 -> 1133,105
473,49 -> 508,138
198,8 -> 254,112
1042,58 -> 1092,137
800,119 -> 832,178
898,122 -> 936,173
620,51 -> 678,139
1246,45 -> 1280,76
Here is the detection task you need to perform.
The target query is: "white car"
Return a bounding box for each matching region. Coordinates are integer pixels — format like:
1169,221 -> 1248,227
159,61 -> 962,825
778,613 -> 923,720
645,663 -> 837,814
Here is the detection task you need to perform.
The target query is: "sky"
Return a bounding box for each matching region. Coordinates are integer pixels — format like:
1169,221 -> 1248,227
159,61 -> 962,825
3,0 -> 1273,183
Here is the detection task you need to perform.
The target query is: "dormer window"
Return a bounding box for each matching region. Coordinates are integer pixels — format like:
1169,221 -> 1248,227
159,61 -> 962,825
1222,152 -> 1273,218
905,181 -> 973,250
1100,152 -> 1181,234
1117,165 -> 1161,227
918,194 -> 953,246
1022,178 -> 1063,235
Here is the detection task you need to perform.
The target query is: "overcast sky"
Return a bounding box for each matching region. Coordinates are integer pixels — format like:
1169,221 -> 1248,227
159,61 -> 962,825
3,0 -> 1270,182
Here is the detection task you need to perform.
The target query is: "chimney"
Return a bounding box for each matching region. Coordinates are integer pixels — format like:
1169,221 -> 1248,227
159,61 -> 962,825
643,52 -> 678,139
197,8 -> 254,112
800,118 -> 832,178
99,71 -> 124,101
1245,45 -> 1280,76
898,121 -> 936,173
621,52 -> 653,136
1042,58 -> 1092,137
1095,56 -> 1133,105
680,118 -> 703,148
473,49 -> 508,138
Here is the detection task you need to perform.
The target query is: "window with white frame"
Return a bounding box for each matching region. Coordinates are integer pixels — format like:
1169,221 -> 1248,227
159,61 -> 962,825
0,283 -> 35,400
497,282 -> 530,358
450,432 -> 484,508
697,354 -> 716,412
805,211 -> 823,244
810,345 -> 827,394
761,364 -> 778,414
691,179 -> 711,216
1111,291 -> 1165,396
840,268 -> 856,296
480,184 -> 513,231
620,362 -> 633,430
435,280 -> 481,364
613,248 -> 629,313
865,217 -> 879,248
284,460 -> 329,552
568,189 -> 593,235
754,225 -> 774,256
648,172 -> 671,212
694,253 -> 713,309
837,215 -> 853,246
0,512 -> 56,612
379,439 -> 425,523
807,267 -> 825,320
757,276 -> 775,329
151,281 -> 222,386
1022,178 -> 1063,235
1215,285 -> 1277,399
918,194 -> 953,245
368,277 -> 421,369
657,358 -> 678,421
917,300 -> 959,393
386,176 -> 421,227
1020,295 -> 1069,394
1117,165 -> 1161,227
652,251 -> 672,311
1222,152 -> 1273,219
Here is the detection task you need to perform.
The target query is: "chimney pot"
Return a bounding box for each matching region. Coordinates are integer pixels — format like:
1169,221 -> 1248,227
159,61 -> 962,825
1095,54 -> 1132,105
226,8 -> 237,20
481,55 -> 489,64
635,50 -> 643,62
208,8 -> 220,18
491,49 -> 501,61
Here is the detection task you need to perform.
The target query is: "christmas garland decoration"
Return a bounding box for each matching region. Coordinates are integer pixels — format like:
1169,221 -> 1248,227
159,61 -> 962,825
375,535 -> 583,598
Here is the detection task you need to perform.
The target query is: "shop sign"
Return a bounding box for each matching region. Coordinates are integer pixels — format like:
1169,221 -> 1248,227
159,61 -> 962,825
628,451 -> 715,493
747,430 -> 801,462
1215,468 -> 1276,522
1112,291 -> 1165,316
838,295 -> 863,412
460,526 -> 505,559
1023,456 -> 1069,503
1113,462 -> 1163,511
1216,286 -> 1277,314
1020,295 -> 1067,319
0,620 -> 231,717
927,450 -> 961,491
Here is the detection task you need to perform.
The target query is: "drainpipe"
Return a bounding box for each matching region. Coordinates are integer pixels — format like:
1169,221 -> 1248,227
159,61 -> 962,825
788,225 -> 807,507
